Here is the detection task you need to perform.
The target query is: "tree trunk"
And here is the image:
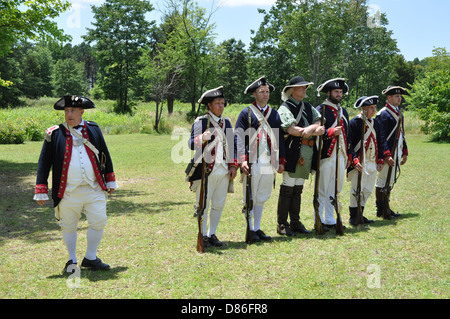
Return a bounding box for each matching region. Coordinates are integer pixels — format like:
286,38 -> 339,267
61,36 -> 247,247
167,96 -> 174,114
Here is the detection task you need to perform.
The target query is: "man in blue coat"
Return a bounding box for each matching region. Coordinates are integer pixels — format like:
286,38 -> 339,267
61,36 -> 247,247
235,76 -> 286,242
375,86 -> 408,219
188,86 -> 238,248
347,96 -> 384,225
34,95 -> 118,273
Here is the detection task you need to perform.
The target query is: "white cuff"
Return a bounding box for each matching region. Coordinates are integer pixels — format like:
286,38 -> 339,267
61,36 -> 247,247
33,193 -> 49,201
106,181 -> 118,190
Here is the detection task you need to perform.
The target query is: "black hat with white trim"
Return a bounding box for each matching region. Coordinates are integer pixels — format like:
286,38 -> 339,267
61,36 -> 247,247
354,95 -> 379,108
316,78 -> 349,96
198,86 -> 227,106
382,85 -> 407,96
54,95 -> 95,110
244,76 -> 275,94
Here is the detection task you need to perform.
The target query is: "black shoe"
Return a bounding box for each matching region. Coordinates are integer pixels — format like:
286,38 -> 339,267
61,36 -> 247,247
249,230 -> 261,243
277,224 -> 294,236
208,234 -> 223,247
390,211 -> 402,218
203,236 -> 212,248
291,222 -> 311,234
363,216 -> 374,224
62,260 -> 78,274
324,224 -> 347,230
255,229 -> 271,241
81,257 -> 110,270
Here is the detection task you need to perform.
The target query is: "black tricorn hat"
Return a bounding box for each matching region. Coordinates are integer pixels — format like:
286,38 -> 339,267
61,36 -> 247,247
382,85 -> 408,96
54,95 -> 95,110
316,78 -> 349,96
354,95 -> 379,108
244,76 -> 275,94
198,86 -> 227,106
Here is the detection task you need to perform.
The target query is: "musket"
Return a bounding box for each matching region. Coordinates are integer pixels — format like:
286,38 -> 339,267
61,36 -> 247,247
195,115 -> 210,253
244,107 -> 254,244
313,105 -> 325,235
331,114 -> 344,236
355,110 -> 367,227
244,166 -> 253,244
382,113 -> 403,220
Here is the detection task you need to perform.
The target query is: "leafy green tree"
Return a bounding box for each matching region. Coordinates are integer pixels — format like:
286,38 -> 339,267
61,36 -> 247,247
392,54 -> 416,89
0,46 -> 22,107
141,0 -> 218,115
72,42 -> 98,91
175,0 -> 218,113
249,4 -> 296,105
250,0 -> 399,106
217,39 -> 248,104
340,0 -> 398,105
19,43 -> 54,98
52,58 -> 87,96
0,0 -> 71,87
406,48 -> 450,142
84,0 -> 156,114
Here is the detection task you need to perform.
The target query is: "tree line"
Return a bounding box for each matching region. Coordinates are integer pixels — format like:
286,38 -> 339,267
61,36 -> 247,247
0,0 -> 447,140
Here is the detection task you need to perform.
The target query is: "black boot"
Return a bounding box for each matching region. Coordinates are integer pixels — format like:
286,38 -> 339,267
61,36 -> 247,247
349,207 -> 357,226
290,185 -> 311,234
376,187 -> 391,219
362,206 -> 374,224
277,185 -> 294,236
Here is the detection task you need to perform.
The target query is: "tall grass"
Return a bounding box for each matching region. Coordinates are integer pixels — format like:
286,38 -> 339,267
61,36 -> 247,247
0,97 -> 424,144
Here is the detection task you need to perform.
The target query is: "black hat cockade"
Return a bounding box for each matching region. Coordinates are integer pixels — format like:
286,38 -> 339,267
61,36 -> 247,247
354,95 -> 379,108
244,76 -> 275,94
382,85 -> 408,96
198,86 -> 227,107
316,78 -> 349,97
54,95 -> 96,110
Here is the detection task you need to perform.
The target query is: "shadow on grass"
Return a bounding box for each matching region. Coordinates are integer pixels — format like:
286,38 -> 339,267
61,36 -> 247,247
0,159 -> 190,245
47,266 -> 128,282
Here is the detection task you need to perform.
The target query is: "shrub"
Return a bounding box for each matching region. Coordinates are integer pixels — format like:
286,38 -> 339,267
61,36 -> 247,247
406,69 -> 450,142
0,122 -> 26,144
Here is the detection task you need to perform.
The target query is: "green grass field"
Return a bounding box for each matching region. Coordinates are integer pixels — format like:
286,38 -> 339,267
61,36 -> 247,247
0,127 -> 449,299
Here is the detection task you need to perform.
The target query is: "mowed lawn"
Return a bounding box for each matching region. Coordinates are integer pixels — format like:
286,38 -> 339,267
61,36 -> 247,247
0,132 -> 448,299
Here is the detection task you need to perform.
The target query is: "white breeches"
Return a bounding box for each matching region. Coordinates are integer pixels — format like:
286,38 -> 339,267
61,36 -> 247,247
281,172 -> 305,187
348,160 -> 377,207
241,159 -> 275,230
317,151 -> 346,225
57,184 -> 107,233
242,160 -> 275,207
193,165 -> 229,236
376,148 -> 403,188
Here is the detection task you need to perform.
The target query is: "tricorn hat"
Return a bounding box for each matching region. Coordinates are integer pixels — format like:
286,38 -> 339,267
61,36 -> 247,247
316,78 -> 349,96
354,96 -> 379,108
282,76 -> 314,101
382,85 -> 407,96
198,86 -> 227,106
244,76 -> 275,94
54,95 -> 95,110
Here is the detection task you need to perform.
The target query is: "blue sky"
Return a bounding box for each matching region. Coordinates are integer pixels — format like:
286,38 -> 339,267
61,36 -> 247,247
54,0 -> 450,61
